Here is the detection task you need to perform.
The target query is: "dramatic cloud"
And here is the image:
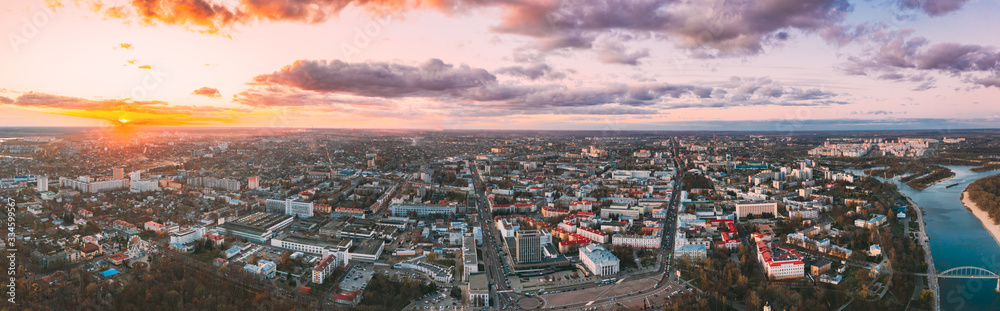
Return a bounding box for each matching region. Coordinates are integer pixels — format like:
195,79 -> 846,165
818,21 -> 892,47
8,92 -> 167,110
839,30 -> 1000,88
2,92 -> 243,126
892,0 -> 970,17
250,59 -> 499,99
0,96 -> 13,104
495,63 -> 565,80
975,76 -> 1000,88
492,0 -> 853,57
84,0 -> 434,33
593,34 -> 650,66
192,86 -> 222,98
238,59 -> 849,115
88,0 -> 853,57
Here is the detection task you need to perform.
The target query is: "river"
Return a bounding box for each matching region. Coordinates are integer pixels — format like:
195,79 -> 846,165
848,166 -> 1000,310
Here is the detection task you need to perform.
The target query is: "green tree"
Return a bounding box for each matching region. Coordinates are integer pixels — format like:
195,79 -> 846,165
918,289 -> 934,309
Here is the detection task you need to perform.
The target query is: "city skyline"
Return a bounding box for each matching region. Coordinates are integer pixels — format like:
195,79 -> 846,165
2,0 -> 1000,130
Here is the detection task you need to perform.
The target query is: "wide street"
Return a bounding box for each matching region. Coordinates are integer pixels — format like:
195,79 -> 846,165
464,139 -> 688,309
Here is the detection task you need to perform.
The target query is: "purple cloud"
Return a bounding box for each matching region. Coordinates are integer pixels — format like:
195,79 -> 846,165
893,0 -> 970,16
492,0 -> 853,58
839,30 -> 1000,89
239,59 -> 849,115
593,34 -> 650,66
495,63 -> 565,80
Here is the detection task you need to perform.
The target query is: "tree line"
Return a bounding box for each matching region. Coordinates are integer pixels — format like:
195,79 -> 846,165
966,174 -> 1000,225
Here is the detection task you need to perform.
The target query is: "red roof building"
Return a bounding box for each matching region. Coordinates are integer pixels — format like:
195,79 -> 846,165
108,253 -> 129,265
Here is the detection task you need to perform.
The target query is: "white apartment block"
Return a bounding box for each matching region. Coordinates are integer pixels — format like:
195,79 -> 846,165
497,218 -> 520,238
600,207 -> 641,219
735,202 -> 779,218
189,177 -> 241,191
612,234 -> 661,249
60,176 -> 128,193
610,170 -> 651,180
312,254 -> 339,284
130,179 -> 160,192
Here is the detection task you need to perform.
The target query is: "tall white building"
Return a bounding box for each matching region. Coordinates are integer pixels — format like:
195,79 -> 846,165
248,176 -> 260,190
580,244 -> 619,276
37,176 -> 48,192
130,171 -> 141,181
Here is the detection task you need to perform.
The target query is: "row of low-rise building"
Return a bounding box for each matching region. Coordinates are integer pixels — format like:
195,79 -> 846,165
612,233 -> 661,249
59,176 -> 128,193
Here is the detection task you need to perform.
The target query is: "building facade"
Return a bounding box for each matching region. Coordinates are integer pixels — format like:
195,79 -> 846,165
735,201 -> 779,218
579,244 -> 619,276
516,230 -> 542,264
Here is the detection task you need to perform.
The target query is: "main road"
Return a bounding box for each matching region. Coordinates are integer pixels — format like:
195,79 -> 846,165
906,195 -> 940,311
470,138 -> 685,309
471,163 -> 521,308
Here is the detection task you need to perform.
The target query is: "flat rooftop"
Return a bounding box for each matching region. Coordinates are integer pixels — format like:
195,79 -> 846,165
469,273 -> 488,291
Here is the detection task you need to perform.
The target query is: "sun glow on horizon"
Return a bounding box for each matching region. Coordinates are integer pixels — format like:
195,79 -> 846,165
118,118 -> 130,124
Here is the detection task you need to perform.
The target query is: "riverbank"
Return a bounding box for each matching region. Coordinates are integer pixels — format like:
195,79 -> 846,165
903,195 -> 940,311
962,189 -> 1000,246
906,169 -> 956,190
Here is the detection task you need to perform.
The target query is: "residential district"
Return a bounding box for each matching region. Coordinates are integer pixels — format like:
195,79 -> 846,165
2,129 -> 991,310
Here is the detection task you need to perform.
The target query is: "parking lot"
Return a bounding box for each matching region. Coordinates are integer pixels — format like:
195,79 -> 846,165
538,276 -> 669,308
403,288 -> 461,310
339,262 -> 376,292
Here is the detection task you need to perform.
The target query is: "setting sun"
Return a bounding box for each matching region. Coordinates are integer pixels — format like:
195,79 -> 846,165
118,118 -> 130,124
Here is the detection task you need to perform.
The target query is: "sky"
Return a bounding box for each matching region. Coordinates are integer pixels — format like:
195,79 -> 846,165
1,0 -> 999,131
